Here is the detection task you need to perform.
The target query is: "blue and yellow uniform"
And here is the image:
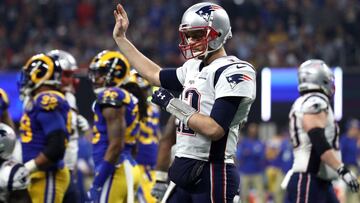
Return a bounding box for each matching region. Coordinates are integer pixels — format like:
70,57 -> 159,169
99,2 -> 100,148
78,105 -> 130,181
92,87 -> 141,202
136,104 -> 161,203
0,88 -> 9,117
19,90 -> 71,203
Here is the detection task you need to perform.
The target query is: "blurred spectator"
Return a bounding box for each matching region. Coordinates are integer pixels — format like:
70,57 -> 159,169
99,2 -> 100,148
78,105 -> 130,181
340,118 -> 360,203
1,0 -> 360,71
265,130 -> 293,203
236,123 -> 266,203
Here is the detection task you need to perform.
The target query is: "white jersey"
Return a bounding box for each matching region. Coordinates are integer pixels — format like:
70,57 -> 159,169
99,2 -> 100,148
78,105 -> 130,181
174,56 -> 256,162
63,92 -> 79,170
289,92 -> 340,180
0,159 -> 29,191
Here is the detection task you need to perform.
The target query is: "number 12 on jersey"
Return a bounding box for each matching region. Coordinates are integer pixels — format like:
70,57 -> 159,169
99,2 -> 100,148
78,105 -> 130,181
177,89 -> 200,136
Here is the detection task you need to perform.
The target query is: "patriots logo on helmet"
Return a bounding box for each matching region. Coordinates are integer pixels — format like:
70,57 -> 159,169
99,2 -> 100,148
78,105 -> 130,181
226,74 -> 252,89
195,5 -> 222,22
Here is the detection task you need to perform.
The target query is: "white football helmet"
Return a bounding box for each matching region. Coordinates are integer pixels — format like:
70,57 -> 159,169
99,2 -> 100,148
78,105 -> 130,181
0,160 -> 29,191
298,59 -> 335,97
0,123 -> 16,160
179,2 -> 232,59
47,50 -> 78,71
47,50 -> 80,91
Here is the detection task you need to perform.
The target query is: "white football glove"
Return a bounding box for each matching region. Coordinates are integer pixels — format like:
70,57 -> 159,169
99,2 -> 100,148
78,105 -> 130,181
337,164 -> 360,193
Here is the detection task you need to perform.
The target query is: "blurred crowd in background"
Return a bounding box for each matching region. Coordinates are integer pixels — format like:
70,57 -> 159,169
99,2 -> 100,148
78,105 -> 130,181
1,0 -> 360,71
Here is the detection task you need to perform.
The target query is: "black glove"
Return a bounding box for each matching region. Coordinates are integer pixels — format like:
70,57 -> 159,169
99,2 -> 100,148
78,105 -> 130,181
151,171 -> 168,200
337,164 -> 360,193
151,88 -> 174,110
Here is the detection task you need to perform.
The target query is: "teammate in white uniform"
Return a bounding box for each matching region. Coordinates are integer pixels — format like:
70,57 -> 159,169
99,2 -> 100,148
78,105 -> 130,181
113,2 -> 256,202
0,123 -> 31,203
286,59 -> 359,203
47,50 -> 90,203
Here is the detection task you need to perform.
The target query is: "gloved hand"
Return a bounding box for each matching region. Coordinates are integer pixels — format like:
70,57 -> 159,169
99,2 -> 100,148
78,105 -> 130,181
151,171 -> 168,200
337,164 -> 360,192
87,186 -> 101,203
77,114 -> 90,132
151,88 -> 196,126
151,88 -> 174,110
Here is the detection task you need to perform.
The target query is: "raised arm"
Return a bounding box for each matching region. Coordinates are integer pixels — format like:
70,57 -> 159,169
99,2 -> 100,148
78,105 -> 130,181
113,4 -> 161,86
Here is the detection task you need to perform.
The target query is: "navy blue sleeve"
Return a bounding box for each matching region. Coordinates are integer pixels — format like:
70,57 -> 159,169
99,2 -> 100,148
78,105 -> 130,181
210,97 -> 243,131
159,69 -> 183,91
37,111 -> 67,136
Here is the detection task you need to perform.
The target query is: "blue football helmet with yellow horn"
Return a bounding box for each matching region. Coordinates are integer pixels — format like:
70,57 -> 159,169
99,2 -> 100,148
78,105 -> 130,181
88,50 -> 130,94
18,53 -> 62,99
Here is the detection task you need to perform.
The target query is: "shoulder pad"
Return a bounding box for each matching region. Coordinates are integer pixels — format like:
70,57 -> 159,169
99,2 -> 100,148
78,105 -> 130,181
34,91 -> 67,111
0,88 -> 9,110
97,88 -> 131,107
301,95 -> 328,114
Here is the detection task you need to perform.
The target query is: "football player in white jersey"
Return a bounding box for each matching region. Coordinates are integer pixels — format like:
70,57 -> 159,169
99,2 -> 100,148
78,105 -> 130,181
0,123 -> 31,203
113,2 -> 256,202
285,59 -> 359,203
47,50 -> 90,203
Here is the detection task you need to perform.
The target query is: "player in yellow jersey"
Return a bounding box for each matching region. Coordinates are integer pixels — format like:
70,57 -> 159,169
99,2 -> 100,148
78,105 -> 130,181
87,50 -> 142,203
18,53 -> 71,203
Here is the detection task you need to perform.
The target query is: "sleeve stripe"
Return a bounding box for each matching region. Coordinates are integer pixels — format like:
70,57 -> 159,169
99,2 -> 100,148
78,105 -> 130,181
7,163 -> 22,191
214,62 -> 252,87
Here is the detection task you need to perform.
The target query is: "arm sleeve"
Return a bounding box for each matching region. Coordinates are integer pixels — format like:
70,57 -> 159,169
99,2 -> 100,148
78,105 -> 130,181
210,97 -> 242,131
159,69 -> 183,91
307,128 -> 332,157
43,130 -> 67,162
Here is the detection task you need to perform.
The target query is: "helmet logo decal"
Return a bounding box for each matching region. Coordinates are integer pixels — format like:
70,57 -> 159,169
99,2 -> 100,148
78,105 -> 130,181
195,5 -> 222,22
226,74 -> 252,89
0,129 -> 6,137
